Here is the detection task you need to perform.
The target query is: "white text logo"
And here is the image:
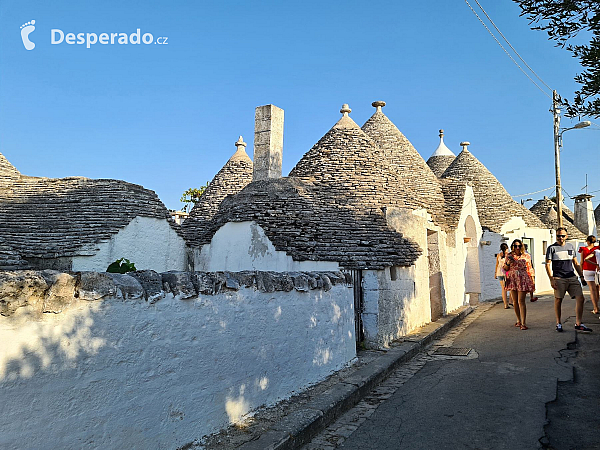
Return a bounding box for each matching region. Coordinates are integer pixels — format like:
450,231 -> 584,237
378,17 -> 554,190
51,28 -> 168,48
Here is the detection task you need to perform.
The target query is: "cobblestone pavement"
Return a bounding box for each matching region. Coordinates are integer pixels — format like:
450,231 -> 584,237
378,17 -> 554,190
304,303 -> 494,449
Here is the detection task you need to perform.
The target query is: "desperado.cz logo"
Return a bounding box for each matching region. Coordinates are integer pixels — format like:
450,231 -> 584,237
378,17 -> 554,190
20,20 -> 168,50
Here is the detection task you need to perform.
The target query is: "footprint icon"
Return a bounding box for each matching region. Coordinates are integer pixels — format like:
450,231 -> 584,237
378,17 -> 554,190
20,20 -> 36,50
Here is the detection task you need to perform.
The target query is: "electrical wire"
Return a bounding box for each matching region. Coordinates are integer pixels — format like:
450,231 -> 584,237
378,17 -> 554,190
511,186 -> 555,198
473,0 -> 553,92
464,0 -> 552,99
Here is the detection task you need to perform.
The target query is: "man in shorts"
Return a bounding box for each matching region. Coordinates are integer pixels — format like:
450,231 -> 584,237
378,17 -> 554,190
545,227 -> 591,332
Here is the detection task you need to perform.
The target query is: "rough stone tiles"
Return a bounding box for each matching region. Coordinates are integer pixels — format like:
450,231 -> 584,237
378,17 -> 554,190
426,130 -> 456,177
529,197 -> 587,240
0,236 -> 29,270
193,177 -> 421,270
441,148 -> 548,233
439,178 -> 468,229
595,204 -> 600,231
182,137 -> 254,247
360,103 -> 448,229
0,152 -> 20,187
0,154 -> 182,260
193,105 -> 423,269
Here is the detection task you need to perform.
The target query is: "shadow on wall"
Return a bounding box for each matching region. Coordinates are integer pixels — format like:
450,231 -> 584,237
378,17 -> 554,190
1,282 -> 355,446
220,290 -> 354,427
0,304 -> 105,382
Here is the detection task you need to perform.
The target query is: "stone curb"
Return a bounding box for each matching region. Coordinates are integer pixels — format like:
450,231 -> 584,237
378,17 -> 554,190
240,305 -> 474,450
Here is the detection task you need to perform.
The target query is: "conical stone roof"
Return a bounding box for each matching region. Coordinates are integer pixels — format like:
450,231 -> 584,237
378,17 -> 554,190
183,137 -> 253,247
194,105 -> 424,269
530,197 -> 587,240
0,152 -> 21,186
427,130 -> 456,177
360,102 -> 447,227
441,147 -> 546,232
596,203 -> 600,230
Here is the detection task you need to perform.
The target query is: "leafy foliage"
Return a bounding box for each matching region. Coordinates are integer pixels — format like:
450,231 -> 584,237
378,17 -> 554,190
107,258 -> 137,274
514,0 -> 600,117
180,184 -> 207,212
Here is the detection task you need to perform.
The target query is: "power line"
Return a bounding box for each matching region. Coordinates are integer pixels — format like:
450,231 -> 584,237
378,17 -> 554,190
511,186 -> 555,198
473,0 -> 553,91
464,0 -> 552,100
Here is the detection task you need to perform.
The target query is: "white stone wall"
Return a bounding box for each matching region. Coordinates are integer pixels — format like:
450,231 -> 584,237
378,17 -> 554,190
441,186 -> 482,309
195,221 -> 340,272
72,216 -> 187,272
361,266 -> 429,348
479,230 -> 505,301
0,284 -> 355,449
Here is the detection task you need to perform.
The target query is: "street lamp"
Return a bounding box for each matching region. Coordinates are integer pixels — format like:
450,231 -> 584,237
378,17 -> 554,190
552,90 -> 591,227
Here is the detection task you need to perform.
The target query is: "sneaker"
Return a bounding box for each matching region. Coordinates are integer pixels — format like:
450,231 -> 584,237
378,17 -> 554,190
575,324 -> 593,333
556,323 -> 563,332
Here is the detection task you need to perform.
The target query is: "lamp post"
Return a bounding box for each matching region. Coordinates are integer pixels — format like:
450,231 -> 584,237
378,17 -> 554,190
552,90 -> 591,227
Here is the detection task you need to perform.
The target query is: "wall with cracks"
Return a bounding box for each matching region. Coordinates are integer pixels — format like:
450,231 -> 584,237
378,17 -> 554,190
0,269 -> 355,449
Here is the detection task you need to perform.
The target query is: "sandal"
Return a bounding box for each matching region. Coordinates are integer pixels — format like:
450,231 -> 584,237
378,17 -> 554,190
530,297 -> 538,302
592,310 -> 600,315
515,322 -> 521,327
520,325 -> 528,330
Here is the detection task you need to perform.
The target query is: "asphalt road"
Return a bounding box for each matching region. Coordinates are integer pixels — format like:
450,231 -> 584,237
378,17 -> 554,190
308,294 -> 600,449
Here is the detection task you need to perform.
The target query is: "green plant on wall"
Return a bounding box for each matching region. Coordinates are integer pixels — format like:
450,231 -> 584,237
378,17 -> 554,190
106,258 -> 137,274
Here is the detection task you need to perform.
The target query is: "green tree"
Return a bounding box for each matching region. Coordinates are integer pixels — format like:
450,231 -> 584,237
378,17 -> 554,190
180,184 -> 207,212
513,0 -> 600,117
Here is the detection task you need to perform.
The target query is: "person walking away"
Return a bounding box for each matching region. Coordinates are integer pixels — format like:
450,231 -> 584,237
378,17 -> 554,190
495,243 -> 510,308
504,239 -> 534,330
545,228 -> 591,333
523,243 -> 538,302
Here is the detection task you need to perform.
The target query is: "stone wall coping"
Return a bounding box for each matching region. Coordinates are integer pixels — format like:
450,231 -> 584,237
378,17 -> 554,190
0,269 -> 352,317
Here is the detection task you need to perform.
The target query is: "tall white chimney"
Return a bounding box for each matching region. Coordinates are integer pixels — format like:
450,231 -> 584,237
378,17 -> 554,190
253,104 -> 284,181
574,194 -> 597,236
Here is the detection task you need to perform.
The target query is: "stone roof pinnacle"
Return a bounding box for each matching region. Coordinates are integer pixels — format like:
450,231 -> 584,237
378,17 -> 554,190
235,135 -> 247,148
340,104 -> 352,116
460,141 -> 471,152
372,101 -> 386,112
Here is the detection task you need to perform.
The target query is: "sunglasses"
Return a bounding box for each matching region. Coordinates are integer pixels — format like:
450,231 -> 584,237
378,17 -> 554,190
557,235 -> 566,238
513,245 -> 522,248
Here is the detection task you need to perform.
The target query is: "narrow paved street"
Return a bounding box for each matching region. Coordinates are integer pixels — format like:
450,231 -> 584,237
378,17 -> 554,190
305,294 -> 600,449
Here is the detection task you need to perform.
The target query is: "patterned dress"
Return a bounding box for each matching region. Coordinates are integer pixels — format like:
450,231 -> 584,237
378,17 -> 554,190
504,252 -> 535,292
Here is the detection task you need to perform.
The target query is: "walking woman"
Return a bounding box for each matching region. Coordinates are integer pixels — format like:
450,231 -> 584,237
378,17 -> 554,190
495,243 -> 510,308
504,239 -> 535,330
579,235 -> 600,314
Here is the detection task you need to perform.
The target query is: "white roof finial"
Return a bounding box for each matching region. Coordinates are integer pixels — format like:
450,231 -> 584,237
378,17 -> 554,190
460,141 -> 471,152
431,129 -> 455,157
340,104 -> 352,116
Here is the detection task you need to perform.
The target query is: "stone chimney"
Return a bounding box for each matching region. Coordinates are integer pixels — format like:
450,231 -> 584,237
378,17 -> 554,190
253,104 -> 284,181
574,194 -> 597,236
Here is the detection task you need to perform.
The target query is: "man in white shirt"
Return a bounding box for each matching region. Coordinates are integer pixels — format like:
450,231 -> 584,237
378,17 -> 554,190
545,227 -> 591,333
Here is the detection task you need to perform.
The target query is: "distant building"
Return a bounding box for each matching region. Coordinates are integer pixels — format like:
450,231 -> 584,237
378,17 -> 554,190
170,210 -> 189,225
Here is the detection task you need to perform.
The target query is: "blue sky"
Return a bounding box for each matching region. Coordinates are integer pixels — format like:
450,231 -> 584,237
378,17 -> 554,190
1,0 -> 597,212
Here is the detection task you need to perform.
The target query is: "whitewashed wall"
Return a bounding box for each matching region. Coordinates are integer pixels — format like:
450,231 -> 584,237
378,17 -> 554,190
368,188 -> 482,348
72,216 -> 187,272
0,284 -> 355,449
195,221 -> 340,272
